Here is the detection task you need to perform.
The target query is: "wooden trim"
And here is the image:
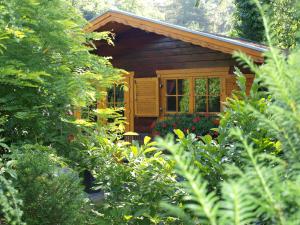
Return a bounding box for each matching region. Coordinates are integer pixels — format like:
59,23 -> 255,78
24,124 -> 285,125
124,72 -> 135,132
157,68 -> 229,116
157,67 -> 231,78
85,12 -> 265,62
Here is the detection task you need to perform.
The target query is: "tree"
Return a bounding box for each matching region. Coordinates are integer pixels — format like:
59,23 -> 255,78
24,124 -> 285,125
0,0 -> 121,145
271,0 -> 300,48
71,0 -> 164,21
231,0 -> 300,48
231,0 -> 266,42
73,0 -> 234,34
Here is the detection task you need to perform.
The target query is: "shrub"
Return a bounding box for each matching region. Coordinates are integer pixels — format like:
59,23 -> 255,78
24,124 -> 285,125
153,114 -> 219,137
12,145 -> 93,225
73,130 -> 185,224
0,159 -> 24,225
173,130 -> 225,191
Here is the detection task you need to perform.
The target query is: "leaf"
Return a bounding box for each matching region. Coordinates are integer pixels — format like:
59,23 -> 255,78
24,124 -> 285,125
143,147 -> 157,154
154,151 -> 163,158
174,129 -> 185,139
124,215 -> 133,221
131,146 -> 139,157
144,136 -> 151,145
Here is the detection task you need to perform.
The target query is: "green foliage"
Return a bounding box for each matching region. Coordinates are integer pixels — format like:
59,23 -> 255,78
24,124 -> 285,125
71,0 -> 165,21
0,160 -> 24,225
231,0 -> 266,42
0,2 -> 123,224
271,0 -> 300,48
175,132 -> 224,190
159,1 -> 300,224
12,145 -> 93,225
0,0 -> 122,146
218,72 -> 280,167
73,0 -> 234,34
153,114 -> 219,137
73,128 -> 184,224
232,0 -> 300,48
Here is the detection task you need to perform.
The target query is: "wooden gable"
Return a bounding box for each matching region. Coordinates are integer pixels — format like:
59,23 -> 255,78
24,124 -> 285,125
86,9 -> 267,63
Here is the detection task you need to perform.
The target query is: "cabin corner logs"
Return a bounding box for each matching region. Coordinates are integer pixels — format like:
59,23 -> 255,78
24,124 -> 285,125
80,10 -> 264,134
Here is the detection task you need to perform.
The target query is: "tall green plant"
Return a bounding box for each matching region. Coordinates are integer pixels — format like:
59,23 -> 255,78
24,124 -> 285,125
0,0 -> 122,146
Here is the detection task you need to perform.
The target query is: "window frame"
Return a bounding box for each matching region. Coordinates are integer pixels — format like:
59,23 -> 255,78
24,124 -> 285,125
194,77 -> 221,114
157,68 -> 228,117
107,84 -> 125,108
165,78 -> 191,113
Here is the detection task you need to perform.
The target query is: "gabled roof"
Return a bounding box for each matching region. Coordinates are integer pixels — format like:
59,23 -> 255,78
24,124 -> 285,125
86,9 -> 267,62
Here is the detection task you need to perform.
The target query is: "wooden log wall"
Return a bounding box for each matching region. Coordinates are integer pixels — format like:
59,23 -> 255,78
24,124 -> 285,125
95,27 -> 254,133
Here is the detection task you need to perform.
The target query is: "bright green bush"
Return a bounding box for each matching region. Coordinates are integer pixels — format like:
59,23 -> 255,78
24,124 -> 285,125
12,145 -> 93,225
153,114 -> 219,137
70,127 -> 184,224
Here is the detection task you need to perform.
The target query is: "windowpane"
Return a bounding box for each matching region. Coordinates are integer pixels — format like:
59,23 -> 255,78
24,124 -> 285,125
107,87 -> 114,105
195,96 -> 206,112
195,79 -> 206,95
178,96 -> 189,112
167,80 -> 176,95
208,96 -> 220,112
208,78 -> 220,95
115,85 -> 124,103
167,96 -> 176,112
115,102 -> 124,107
178,79 -> 189,95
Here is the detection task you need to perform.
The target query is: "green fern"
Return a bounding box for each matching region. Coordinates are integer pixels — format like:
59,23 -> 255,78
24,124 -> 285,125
158,135 -> 219,225
219,180 -> 256,225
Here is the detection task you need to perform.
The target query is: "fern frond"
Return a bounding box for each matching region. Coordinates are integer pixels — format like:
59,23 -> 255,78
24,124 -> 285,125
230,129 -> 287,225
158,136 -> 219,225
219,180 -> 256,225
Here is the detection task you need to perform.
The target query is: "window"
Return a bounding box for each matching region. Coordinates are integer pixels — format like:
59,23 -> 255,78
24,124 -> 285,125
163,76 -> 221,114
195,78 -> 220,113
166,79 -> 189,113
107,85 -> 124,108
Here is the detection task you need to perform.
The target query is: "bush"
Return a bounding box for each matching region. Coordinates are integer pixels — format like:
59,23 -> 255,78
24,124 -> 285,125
12,145 -> 93,225
0,159 -> 24,225
71,128 -> 185,224
153,114 -> 219,137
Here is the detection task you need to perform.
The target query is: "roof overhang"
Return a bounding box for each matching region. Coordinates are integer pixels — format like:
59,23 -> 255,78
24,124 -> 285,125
85,9 -> 267,63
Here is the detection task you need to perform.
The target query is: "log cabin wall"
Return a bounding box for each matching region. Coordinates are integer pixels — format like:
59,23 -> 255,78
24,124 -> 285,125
95,27 -> 253,133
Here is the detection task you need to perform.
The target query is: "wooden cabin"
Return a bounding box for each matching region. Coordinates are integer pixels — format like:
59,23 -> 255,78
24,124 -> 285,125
85,9 -> 267,134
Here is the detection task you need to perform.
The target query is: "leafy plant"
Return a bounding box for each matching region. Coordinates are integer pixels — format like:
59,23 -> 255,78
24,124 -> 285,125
173,129 -> 224,191
77,132 -> 185,224
0,0 -> 122,147
0,159 -> 24,225
12,145 -> 94,225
